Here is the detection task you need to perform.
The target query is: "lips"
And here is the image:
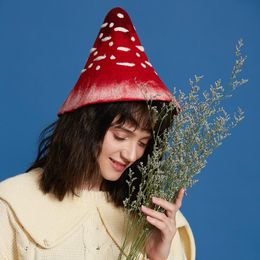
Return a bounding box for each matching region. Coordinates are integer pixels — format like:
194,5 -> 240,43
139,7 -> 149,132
109,158 -> 127,171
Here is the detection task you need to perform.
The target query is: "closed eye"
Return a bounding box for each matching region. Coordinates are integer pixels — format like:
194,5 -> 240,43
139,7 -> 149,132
138,142 -> 147,148
114,134 -> 148,148
113,134 -> 126,141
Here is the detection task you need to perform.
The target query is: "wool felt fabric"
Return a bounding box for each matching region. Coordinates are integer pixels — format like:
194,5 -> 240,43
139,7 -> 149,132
0,168 -> 195,259
58,7 -> 178,115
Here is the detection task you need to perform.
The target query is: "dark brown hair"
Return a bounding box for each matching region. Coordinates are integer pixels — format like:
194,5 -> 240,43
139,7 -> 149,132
26,101 -> 173,207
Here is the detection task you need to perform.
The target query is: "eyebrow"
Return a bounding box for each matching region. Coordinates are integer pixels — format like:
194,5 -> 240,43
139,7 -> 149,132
112,125 -> 151,139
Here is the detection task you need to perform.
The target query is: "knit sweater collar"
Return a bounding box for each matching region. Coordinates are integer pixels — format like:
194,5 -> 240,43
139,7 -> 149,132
0,168 -> 188,249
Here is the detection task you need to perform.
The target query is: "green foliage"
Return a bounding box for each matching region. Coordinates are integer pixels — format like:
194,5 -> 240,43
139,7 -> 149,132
119,39 -> 248,259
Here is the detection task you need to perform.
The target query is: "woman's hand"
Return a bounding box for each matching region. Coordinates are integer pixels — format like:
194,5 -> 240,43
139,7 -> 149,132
141,188 -> 185,260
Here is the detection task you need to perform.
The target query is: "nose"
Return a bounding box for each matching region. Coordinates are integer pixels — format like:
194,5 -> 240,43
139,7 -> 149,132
121,142 -> 139,164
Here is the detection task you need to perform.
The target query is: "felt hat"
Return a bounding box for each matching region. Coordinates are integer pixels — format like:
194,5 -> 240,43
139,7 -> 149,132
58,7 -> 177,115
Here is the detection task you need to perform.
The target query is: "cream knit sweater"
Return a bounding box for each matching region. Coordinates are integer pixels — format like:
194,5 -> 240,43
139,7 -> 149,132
0,168 -> 195,260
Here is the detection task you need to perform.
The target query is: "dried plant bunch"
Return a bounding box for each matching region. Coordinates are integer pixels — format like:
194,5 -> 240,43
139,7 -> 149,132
118,39 -> 248,259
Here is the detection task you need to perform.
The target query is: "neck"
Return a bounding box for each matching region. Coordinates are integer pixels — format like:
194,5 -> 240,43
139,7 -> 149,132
83,176 -> 104,191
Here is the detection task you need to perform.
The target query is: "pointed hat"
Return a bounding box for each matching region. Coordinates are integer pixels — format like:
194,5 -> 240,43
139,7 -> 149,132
58,7 -> 177,115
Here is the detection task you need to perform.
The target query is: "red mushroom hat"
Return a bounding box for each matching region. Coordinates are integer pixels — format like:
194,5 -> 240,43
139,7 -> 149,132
58,7 -> 177,115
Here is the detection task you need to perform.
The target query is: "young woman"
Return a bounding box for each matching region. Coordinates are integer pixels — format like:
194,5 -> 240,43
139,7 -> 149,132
0,7 -> 195,260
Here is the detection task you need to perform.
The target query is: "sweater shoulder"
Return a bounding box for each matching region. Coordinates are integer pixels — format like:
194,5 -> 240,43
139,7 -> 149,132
0,168 -> 42,194
0,199 -> 19,260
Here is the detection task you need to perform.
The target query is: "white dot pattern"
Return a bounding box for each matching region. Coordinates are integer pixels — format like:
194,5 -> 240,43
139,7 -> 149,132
60,8 -> 174,116
90,48 -> 96,53
110,55 -> 116,60
136,45 -> 144,52
101,22 -> 108,28
114,27 -> 129,33
93,55 -> 106,62
85,9 -> 153,74
117,47 -> 130,52
117,13 -> 124,18
101,36 -> 112,42
116,62 -> 135,67
145,61 -> 152,67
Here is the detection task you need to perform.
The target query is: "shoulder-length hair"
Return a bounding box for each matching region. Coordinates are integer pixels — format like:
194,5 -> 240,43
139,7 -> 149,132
26,101 -> 174,207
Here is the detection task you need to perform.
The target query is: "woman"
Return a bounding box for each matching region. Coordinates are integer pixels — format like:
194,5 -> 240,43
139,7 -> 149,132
0,7 -> 195,260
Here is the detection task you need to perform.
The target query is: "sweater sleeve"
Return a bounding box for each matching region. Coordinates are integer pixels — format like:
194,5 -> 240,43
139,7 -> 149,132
0,199 -> 17,260
167,224 -> 196,260
144,223 -> 195,260
178,224 -> 196,260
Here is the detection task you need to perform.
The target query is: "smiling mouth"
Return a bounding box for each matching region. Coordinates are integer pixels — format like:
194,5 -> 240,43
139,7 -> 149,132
109,158 -> 127,171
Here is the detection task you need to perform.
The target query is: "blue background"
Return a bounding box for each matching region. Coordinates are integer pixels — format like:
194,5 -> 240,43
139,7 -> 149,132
0,1 -> 259,259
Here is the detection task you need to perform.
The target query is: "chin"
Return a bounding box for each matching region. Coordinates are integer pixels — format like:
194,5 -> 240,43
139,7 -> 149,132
100,168 -> 125,182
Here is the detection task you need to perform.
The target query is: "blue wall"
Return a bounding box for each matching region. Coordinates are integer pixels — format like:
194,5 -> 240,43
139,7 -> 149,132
1,1 -> 259,259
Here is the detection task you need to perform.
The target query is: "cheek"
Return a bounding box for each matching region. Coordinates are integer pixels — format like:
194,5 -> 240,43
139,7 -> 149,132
100,132 -> 119,155
136,147 -> 146,160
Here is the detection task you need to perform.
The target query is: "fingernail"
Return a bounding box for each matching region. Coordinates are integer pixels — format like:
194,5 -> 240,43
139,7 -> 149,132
152,197 -> 157,202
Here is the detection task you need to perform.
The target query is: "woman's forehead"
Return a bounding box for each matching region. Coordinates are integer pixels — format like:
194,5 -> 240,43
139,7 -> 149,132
110,116 -> 151,136
111,113 -> 152,130
112,124 -> 151,135
111,117 -> 151,133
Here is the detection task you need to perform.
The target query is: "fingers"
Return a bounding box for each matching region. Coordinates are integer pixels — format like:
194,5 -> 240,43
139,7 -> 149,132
146,216 -> 175,236
150,188 -> 185,213
174,188 -> 185,209
141,205 -> 174,237
141,188 -> 185,224
140,189 -> 186,248
141,205 -> 168,222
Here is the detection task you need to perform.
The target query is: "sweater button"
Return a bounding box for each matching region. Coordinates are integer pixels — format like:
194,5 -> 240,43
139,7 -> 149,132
43,239 -> 50,247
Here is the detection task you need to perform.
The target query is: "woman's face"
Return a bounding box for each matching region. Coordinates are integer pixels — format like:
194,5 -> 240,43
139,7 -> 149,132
97,117 -> 151,182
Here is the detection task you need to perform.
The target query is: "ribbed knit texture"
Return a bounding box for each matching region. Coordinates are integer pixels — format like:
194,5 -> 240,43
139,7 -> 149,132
0,170 -> 195,260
